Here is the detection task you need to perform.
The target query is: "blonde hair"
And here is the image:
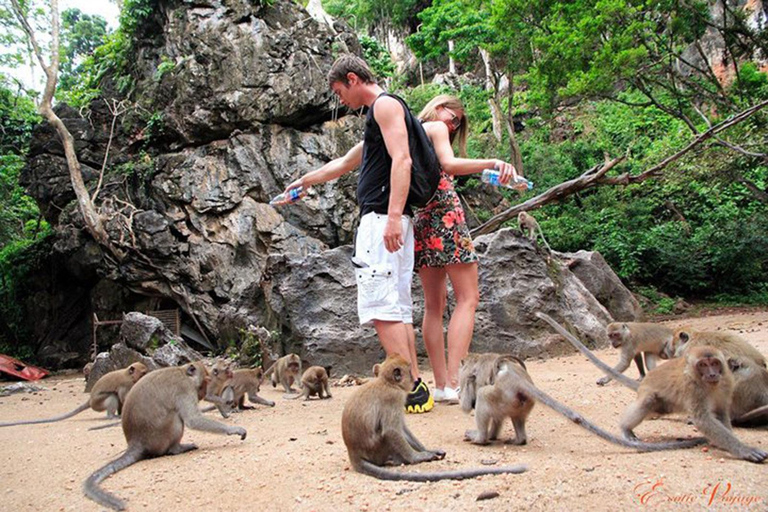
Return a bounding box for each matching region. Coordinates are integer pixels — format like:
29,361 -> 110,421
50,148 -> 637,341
417,94 -> 468,157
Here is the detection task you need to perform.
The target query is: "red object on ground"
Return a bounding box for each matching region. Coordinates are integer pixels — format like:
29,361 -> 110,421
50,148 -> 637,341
0,354 -> 49,381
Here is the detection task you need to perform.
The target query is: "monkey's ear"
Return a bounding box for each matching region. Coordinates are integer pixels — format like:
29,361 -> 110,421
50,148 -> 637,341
393,367 -> 403,382
728,358 -> 742,373
128,366 -> 135,375
679,332 -> 690,343
186,364 -> 197,376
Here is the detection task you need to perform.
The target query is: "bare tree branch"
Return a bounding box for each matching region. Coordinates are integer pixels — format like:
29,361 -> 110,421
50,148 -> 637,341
471,99 -> 768,236
92,99 -> 130,202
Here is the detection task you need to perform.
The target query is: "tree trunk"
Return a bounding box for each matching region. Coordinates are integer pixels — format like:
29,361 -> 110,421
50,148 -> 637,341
504,83 -> 523,173
479,49 -> 502,142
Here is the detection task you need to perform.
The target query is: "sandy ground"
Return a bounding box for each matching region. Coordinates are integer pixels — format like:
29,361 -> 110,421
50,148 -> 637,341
1,311 -> 767,512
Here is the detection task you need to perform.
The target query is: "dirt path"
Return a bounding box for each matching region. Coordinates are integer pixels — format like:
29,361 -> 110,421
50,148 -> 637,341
1,311 -> 767,511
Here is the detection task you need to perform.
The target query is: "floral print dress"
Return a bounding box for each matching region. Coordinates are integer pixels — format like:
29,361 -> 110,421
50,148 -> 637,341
414,171 -> 479,268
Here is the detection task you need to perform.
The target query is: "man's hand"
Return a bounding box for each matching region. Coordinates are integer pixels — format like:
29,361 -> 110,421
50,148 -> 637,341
284,177 -> 304,195
383,215 -> 404,253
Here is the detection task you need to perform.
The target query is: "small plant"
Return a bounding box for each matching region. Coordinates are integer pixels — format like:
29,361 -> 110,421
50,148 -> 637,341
153,55 -> 175,82
238,327 -> 263,367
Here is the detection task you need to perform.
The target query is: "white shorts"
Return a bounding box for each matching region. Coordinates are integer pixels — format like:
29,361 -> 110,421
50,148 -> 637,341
354,212 -> 414,326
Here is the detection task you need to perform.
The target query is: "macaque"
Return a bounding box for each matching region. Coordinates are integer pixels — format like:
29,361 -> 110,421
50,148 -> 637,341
664,330 -> 766,368
518,211 -> 551,251
727,357 -> 768,427
264,353 -> 302,393
0,362 -> 148,427
462,355 -> 534,445
342,355 -> 527,481
620,346 -> 766,463
286,366 -> 332,401
459,351 -> 703,452
82,361 -> 247,510
201,359 -> 236,418
537,312 -> 767,462
597,322 -> 674,386
228,368 -> 276,408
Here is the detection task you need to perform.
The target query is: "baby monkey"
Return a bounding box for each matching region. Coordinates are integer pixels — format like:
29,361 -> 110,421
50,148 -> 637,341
518,211 -> 551,251
286,366 -> 332,400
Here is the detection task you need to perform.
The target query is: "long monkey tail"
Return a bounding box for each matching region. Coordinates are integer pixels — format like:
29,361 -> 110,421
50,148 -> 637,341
83,447 -> 144,511
0,401 -> 90,427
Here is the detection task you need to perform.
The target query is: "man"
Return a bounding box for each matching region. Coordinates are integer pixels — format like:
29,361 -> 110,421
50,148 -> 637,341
283,55 -> 432,413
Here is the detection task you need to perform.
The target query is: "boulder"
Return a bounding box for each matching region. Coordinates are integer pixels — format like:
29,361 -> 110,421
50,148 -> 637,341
556,250 -> 643,322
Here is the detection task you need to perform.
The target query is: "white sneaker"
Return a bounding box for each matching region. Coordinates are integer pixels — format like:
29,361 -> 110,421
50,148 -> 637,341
433,388 -> 446,402
443,387 -> 460,404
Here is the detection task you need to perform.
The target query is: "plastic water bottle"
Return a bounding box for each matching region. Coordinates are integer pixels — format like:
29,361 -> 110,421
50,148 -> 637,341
481,169 -> 533,191
269,186 -> 306,206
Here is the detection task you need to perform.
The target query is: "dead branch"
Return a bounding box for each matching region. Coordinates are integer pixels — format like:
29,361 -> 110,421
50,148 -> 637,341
92,99 -> 130,202
471,99 -> 768,237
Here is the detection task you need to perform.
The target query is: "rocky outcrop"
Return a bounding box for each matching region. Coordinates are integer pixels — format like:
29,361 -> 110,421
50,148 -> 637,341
557,250 -> 643,322
85,312 -> 203,390
263,228 -> 615,374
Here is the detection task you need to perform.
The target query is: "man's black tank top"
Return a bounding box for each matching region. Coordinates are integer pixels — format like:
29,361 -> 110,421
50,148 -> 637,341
357,93 -> 414,217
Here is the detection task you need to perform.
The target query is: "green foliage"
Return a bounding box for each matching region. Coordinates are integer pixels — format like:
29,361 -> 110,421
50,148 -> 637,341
0,236 -> 51,352
58,8 -> 109,94
153,55 -> 176,82
635,286 -> 677,315
0,76 -> 47,250
58,0 -> 159,104
358,34 -> 395,79
323,0 -> 423,31
237,328 -> 264,367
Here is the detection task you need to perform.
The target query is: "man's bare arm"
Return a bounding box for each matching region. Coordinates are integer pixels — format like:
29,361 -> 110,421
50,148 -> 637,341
374,96 -> 412,253
285,142 -> 363,193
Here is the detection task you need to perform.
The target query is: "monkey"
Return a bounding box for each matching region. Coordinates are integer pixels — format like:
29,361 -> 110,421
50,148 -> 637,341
462,354 -> 535,445
0,362 -> 148,427
518,211 -> 551,251
459,351 -> 705,452
341,355 -> 528,481
82,361 -> 247,511
619,346 -> 767,463
727,356 -> 768,427
83,362 -> 94,382
201,359 -> 237,418
664,329 -> 766,368
558,314 -> 768,428
264,353 -> 302,393
597,322 -> 674,386
536,312 -> 767,463
286,366 -> 332,401
227,367 -> 276,409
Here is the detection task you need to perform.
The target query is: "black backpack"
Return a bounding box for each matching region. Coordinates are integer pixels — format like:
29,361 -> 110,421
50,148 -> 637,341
387,94 -> 442,209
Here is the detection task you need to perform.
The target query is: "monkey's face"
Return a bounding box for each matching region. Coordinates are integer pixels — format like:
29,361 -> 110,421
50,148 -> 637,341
186,362 -> 210,400
288,362 -> 300,374
696,356 -> 723,384
129,363 -> 149,383
379,355 -> 413,392
606,326 -> 625,348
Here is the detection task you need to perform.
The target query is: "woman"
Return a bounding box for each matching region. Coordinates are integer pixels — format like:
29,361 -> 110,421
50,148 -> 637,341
415,95 -> 517,403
